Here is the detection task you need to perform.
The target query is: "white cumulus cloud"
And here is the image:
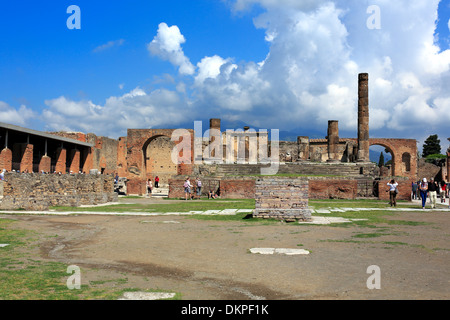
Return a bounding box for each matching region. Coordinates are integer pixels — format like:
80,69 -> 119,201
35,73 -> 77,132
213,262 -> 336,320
147,23 -> 195,75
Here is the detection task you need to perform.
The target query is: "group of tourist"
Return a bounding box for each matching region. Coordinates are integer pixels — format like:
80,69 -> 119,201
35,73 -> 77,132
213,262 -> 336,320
145,176 -> 160,195
183,177 -> 218,200
411,178 -> 449,209
387,178 -> 449,209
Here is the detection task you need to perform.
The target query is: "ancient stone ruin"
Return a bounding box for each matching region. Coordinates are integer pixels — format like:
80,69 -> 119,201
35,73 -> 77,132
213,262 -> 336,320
0,73 -> 428,208
253,177 -> 312,222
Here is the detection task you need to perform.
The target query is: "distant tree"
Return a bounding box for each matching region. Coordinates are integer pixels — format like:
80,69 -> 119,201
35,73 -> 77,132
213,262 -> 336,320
422,135 -> 441,158
378,152 -> 384,167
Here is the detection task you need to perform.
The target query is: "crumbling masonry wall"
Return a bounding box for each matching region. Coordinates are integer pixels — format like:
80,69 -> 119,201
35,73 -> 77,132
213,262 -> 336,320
253,177 -> 312,221
0,173 -> 117,210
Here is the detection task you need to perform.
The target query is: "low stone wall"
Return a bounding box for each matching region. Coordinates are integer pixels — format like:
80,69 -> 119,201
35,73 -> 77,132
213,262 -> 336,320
253,177 -> 312,221
0,173 -> 117,210
168,178 -> 253,199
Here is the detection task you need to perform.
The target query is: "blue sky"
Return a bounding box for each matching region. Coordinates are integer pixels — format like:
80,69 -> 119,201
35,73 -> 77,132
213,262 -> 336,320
1,0 -> 450,151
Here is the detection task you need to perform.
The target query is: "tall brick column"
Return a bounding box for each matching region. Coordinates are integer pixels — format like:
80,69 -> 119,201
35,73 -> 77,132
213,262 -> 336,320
82,147 -> 94,174
39,155 -> 51,173
69,149 -> 81,173
357,73 -> 370,162
0,148 -> 12,171
327,120 -> 340,162
13,143 -> 33,173
55,148 -> 67,173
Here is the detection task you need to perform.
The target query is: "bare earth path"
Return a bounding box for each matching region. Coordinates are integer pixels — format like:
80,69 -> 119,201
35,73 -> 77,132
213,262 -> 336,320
2,199 -> 449,300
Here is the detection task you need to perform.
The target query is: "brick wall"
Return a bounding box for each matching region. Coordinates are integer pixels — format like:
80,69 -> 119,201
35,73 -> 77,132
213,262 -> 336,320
0,173 -> 117,210
218,179 -> 255,199
378,178 -> 413,201
253,177 -> 312,221
0,148 -> 12,171
309,178 -> 358,199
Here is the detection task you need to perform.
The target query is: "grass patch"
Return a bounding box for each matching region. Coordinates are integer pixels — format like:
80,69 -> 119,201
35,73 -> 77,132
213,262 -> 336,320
0,218 -> 180,300
49,199 -> 256,214
352,232 -> 387,238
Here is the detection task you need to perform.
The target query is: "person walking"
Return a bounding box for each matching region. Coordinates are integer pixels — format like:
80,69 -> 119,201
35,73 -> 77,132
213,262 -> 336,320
196,177 -> 202,196
439,180 -> 447,204
387,179 -> 398,207
411,181 -> 418,200
419,178 -> 428,209
428,178 -> 438,209
146,179 -> 153,196
184,178 -> 191,200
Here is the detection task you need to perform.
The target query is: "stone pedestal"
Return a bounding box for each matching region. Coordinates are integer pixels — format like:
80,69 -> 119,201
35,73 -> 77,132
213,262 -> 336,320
253,177 -> 312,222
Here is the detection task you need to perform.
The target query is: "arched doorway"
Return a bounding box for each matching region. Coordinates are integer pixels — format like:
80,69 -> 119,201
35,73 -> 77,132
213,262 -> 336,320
370,144 -> 394,177
143,135 -> 177,187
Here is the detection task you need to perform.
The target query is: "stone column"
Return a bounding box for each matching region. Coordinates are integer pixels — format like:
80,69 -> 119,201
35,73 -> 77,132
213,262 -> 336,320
357,73 -> 370,162
327,120 -> 340,162
209,119 -> 221,158
55,147 -> 67,173
297,136 -> 310,161
0,148 -> 12,171
69,149 -> 81,173
39,155 -> 51,173
13,143 -> 33,173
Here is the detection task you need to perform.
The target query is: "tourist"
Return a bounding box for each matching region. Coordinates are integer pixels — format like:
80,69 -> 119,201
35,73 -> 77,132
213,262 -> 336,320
439,180 -> 447,204
146,179 -> 153,196
419,178 -> 428,209
155,176 -> 160,188
184,178 -> 191,200
411,181 -> 418,200
114,173 -> 119,184
196,177 -> 202,196
428,178 -> 438,209
0,169 -> 5,180
208,190 -> 216,199
387,179 -> 398,207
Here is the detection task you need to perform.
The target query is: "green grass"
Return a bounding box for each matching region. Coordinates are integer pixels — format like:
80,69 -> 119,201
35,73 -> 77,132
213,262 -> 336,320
0,218 -> 180,300
49,199 -> 256,214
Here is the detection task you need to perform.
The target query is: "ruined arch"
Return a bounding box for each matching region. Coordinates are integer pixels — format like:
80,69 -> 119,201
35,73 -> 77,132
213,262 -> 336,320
369,138 -> 417,178
369,142 -> 395,177
143,134 -> 177,186
125,129 -> 194,195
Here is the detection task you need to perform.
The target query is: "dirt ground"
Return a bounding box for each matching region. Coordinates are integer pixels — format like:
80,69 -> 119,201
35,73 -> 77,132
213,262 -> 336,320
2,198 -> 449,300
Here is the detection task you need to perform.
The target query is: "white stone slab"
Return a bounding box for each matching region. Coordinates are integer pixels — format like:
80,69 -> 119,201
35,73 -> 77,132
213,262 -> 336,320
237,209 -> 254,213
202,210 -> 221,215
250,248 -> 310,255
118,292 -> 176,300
274,248 -> 310,255
0,244 -> 10,248
315,209 -> 331,214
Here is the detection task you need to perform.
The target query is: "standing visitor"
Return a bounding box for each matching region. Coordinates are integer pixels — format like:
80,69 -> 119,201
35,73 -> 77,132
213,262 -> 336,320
387,179 -> 398,207
146,179 -> 153,196
411,181 -> 418,200
419,178 -> 428,209
196,177 -> 202,196
184,178 -> 191,200
155,176 -> 160,188
428,178 -> 438,209
440,180 -> 447,204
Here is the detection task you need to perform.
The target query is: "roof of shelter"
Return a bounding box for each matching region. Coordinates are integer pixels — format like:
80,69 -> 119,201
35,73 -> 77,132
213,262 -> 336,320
0,122 -> 94,148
